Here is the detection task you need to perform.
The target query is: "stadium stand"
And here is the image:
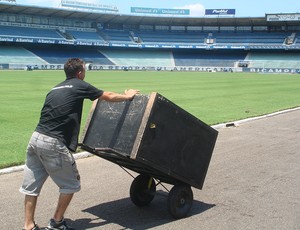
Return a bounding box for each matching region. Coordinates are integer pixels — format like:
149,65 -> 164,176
0,2 -> 299,71
134,30 -> 208,44
100,29 -> 133,43
212,31 -> 290,44
27,46 -> 114,65
133,30 -> 291,45
246,51 -> 300,69
100,49 -> 174,66
0,46 -> 47,65
0,25 -> 64,39
65,29 -> 105,42
173,50 -> 248,67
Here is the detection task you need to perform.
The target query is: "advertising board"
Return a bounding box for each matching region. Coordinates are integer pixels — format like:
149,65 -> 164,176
205,9 -> 236,15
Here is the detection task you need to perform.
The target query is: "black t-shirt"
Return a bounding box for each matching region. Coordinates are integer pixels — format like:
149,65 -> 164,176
36,78 -> 103,151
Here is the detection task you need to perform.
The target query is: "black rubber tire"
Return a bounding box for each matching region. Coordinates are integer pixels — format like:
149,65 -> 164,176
167,184 -> 193,219
130,174 -> 156,206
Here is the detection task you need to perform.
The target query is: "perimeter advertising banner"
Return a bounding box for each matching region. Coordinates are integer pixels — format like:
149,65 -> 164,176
131,7 -> 189,15
205,9 -> 235,15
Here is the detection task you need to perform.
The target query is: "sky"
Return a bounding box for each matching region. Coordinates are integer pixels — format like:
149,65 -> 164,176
8,0 -> 300,17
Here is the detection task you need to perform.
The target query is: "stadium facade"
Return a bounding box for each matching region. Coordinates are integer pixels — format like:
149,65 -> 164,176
0,2 -> 299,73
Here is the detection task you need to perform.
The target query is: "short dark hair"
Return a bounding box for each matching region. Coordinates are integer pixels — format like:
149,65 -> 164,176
64,58 -> 85,79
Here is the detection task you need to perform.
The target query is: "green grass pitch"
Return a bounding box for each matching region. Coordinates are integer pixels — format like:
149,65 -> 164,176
1,70 -> 300,169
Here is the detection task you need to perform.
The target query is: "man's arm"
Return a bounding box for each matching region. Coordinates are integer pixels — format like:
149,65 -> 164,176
99,89 -> 140,102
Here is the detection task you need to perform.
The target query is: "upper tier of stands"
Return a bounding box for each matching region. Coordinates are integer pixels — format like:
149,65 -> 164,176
134,31 -> 292,45
213,31 -> 290,44
0,25 -> 297,46
0,25 -> 64,39
134,31 -> 208,44
65,30 -> 105,42
100,30 -> 132,43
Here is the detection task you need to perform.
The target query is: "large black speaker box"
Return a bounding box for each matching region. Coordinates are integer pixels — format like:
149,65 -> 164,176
80,92 -> 218,189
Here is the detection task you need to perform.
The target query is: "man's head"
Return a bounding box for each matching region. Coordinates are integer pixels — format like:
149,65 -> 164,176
64,58 -> 86,80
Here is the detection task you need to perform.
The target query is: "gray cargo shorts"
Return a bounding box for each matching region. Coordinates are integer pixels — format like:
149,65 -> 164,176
19,131 -> 81,196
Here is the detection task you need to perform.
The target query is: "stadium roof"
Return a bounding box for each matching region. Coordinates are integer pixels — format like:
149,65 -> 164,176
0,3 -> 299,27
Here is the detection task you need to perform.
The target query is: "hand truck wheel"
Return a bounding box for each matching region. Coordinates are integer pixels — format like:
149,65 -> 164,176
130,174 -> 156,206
167,184 -> 193,219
